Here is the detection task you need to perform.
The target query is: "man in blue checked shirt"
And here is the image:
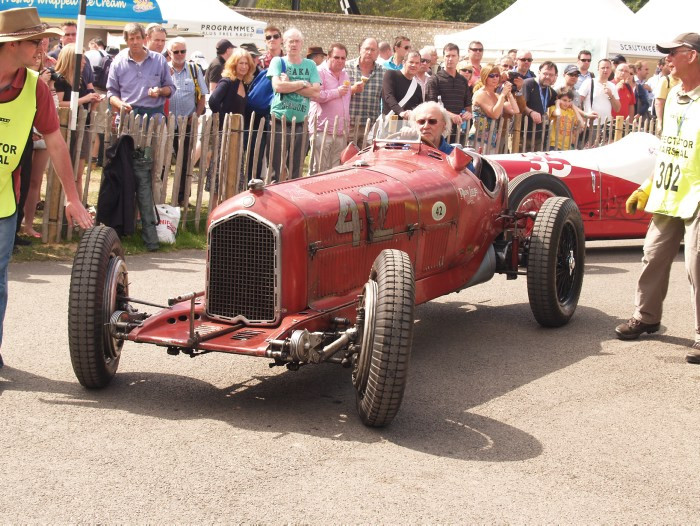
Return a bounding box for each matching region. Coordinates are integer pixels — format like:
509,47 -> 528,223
168,37 -> 208,205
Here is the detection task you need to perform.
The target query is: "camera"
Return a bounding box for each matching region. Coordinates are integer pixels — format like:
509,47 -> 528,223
507,71 -> 522,83
45,67 -> 63,83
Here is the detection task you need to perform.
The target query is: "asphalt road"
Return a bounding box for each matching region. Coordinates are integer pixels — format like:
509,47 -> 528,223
2,241 -> 699,523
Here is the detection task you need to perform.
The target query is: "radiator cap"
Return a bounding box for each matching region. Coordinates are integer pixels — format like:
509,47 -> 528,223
248,178 -> 265,192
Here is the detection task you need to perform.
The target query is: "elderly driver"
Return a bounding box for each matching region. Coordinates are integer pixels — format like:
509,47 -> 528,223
410,101 -> 454,154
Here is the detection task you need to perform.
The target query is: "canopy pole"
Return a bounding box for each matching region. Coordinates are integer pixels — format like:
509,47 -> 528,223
70,0 -> 87,131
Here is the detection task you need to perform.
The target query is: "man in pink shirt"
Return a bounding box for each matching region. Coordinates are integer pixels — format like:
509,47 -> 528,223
309,42 -> 360,174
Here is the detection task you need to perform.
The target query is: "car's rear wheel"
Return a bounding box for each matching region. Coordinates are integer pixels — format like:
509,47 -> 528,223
527,197 -> 584,327
508,172 -> 572,236
353,249 -> 414,427
69,226 -> 129,388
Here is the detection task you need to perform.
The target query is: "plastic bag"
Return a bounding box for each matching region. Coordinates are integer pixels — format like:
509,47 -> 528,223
155,204 -> 180,244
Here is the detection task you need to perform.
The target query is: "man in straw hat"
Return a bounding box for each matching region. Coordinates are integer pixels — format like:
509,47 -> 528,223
0,7 -> 94,368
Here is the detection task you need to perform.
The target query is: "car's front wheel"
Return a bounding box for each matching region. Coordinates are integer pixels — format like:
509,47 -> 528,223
353,249 -> 415,427
68,226 -> 129,388
526,197 -> 585,327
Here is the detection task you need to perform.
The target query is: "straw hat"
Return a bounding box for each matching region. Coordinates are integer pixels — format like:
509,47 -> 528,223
0,7 -> 63,43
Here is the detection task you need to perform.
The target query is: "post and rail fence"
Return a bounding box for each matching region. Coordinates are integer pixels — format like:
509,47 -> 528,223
40,106 -> 659,243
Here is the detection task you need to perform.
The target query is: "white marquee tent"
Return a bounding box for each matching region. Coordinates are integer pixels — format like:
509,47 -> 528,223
158,0 -> 266,61
434,0 -> 664,64
622,0 -> 700,42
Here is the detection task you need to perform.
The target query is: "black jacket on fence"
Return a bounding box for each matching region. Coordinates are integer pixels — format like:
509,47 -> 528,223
96,135 -> 136,236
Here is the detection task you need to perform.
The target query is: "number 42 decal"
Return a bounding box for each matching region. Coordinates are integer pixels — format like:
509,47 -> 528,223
335,186 -> 394,245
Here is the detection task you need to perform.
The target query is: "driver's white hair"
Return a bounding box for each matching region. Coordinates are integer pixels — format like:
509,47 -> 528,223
412,101 -> 452,139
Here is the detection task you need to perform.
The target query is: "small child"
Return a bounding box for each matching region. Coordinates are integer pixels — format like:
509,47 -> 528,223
548,88 -> 585,150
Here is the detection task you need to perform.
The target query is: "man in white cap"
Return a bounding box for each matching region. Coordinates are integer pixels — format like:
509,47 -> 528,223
0,7 -> 94,367
616,32 -> 700,364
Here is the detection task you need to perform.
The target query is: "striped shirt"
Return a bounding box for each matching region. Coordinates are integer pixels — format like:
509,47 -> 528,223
425,69 -> 472,115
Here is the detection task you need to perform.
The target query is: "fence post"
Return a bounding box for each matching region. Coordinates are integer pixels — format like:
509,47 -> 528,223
251,116 -> 266,183
288,116 -> 297,180
512,114 -> 522,153
300,116 -> 310,177
47,108 -> 71,242
225,113 -> 243,199
195,114 -> 212,232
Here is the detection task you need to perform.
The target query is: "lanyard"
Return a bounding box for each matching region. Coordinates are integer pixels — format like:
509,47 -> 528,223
540,86 -> 549,111
676,95 -> 696,136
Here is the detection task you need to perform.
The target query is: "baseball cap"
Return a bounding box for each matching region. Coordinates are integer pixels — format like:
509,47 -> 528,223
105,45 -> 119,56
564,64 -> 580,75
656,32 -> 700,54
240,43 -> 261,57
216,39 -> 234,55
611,54 -> 626,64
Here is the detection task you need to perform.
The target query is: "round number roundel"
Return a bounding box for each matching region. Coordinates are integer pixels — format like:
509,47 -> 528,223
432,201 -> 447,221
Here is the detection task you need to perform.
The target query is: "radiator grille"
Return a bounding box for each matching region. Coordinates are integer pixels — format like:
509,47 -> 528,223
207,213 -> 279,324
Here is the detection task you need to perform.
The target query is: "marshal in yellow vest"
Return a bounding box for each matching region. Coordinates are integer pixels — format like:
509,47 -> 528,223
0,69 -> 38,218
645,84 -> 700,219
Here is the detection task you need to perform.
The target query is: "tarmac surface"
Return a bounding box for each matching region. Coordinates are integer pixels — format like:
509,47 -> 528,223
1,240 -> 699,523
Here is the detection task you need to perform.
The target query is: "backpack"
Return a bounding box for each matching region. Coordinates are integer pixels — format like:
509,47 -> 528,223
247,58 -> 286,115
94,54 -> 113,91
186,61 -> 203,106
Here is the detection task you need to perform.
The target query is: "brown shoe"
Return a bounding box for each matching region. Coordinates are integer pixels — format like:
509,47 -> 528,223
615,317 -> 660,340
686,342 -> 700,364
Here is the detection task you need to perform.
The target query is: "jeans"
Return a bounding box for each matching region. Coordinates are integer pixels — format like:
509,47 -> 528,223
132,147 -> 159,251
0,212 -> 18,347
269,120 -> 306,181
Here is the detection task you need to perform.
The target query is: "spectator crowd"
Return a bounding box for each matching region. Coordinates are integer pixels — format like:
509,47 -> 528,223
9,16 -> 680,252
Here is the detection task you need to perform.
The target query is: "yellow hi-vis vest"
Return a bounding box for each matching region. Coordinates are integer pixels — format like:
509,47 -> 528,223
645,84 -> 700,219
0,68 -> 38,218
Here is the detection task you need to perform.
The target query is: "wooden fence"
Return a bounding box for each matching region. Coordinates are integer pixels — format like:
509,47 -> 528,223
40,107 -> 659,243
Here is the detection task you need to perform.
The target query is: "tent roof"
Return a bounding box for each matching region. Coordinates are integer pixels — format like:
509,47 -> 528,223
158,0 -> 267,35
158,0 -> 265,42
634,0 -> 700,40
435,0 -> 635,57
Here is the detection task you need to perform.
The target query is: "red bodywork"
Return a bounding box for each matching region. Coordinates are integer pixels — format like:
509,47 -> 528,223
489,132 -> 659,240
127,142 -> 509,355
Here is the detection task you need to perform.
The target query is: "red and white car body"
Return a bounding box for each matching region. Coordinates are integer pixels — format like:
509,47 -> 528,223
490,132 -> 659,239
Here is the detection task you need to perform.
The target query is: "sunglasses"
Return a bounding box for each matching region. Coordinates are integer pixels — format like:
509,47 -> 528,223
265,34 -> 281,41
487,72 -> 500,78
63,33 -> 76,37
172,49 -> 187,55
23,39 -> 42,47
668,47 -> 693,57
416,118 -> 439,125
579,58 -> 591,62
518,57 -> 533,62
420,58 -> 430,63
470,48 -> 483,52
459,68 -> 472,73
402,45 -> 411,50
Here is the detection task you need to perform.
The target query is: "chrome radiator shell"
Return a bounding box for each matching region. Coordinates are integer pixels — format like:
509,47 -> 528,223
206,211 -> 281,325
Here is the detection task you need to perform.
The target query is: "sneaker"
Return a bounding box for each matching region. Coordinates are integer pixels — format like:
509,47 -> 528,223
686,342 -> 700,364
14,234 -> 31,246
615,317 -> 661,340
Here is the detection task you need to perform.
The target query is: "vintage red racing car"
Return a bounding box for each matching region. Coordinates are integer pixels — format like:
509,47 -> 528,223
492,131 -> 658,240
68,122 -> 586,427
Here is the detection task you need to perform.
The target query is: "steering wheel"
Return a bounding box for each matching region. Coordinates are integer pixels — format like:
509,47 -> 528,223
421,137 -> 437,148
